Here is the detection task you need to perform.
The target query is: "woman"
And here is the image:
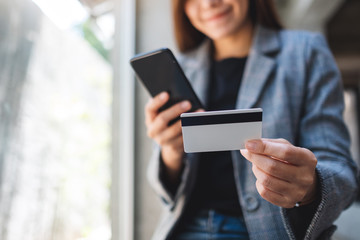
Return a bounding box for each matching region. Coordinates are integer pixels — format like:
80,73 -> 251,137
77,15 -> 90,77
145,0 -> 359,239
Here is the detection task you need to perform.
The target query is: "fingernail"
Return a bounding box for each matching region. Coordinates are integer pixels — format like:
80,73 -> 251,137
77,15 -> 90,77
240,149 -> 250,160
181,101 -> 190,109
159,92 -> 167,100
240,149 -> 246,156
246,140 -> 258,151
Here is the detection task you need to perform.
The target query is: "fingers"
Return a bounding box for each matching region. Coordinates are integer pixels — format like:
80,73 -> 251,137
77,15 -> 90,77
255,181 -> 295,209
154,120 -> 183,146
145,92 -> 192,150
252,164 -> 291,194
252,163 -> 305,207
145,92 -> 169,125
244,138 -> 315,166
241,147 -> 316,188
153,107 -> 204,146
241,149 -> 294,181
242,149 -> 309,208
240,139 -> 318,208
147,101 -> 191,138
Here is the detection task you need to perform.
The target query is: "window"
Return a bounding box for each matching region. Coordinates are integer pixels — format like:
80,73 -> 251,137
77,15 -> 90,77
0,0 -> 117,239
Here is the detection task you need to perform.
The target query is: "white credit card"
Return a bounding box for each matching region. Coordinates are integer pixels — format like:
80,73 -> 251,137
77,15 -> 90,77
181,108 -> 262,153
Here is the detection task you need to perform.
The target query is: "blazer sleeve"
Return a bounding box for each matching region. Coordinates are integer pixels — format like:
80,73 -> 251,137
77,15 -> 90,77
147,143 -> 196,210
281,34 -> 359,240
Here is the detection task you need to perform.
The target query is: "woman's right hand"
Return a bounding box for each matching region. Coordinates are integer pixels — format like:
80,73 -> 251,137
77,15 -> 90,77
145,92 -> 193,182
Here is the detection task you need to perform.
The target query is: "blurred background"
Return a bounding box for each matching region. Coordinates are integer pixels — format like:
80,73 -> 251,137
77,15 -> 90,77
0,0 -> 359,240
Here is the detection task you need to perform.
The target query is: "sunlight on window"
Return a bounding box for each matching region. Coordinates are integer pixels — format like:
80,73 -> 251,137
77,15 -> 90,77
0,1 -> 112,239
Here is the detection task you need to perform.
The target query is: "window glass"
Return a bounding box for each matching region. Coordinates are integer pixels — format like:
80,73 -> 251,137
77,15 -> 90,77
0,0 -> 113,239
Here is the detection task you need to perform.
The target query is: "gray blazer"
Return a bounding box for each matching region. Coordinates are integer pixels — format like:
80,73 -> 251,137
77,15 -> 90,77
147,26 -> 359,240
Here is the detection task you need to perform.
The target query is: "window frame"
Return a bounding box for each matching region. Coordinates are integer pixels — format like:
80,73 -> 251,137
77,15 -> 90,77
111,0 -> 136,239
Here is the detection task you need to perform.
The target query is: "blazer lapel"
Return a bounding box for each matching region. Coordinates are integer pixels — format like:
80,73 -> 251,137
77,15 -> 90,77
236,26 -> 280,109
178,40 -> 212,109
179,26 -> 280,110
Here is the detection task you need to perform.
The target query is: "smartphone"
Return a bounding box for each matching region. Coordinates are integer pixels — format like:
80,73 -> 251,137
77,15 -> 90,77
130,48 -> 204,116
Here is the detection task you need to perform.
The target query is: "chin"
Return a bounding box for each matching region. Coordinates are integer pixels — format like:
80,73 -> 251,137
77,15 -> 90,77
207,28 -> 238,41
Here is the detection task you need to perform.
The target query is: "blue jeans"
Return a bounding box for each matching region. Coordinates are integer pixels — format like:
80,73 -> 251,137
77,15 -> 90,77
174,209 -> 249,240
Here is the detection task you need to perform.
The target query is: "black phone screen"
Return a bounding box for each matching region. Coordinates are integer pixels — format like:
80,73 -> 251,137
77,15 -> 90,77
130,48 -> 204,113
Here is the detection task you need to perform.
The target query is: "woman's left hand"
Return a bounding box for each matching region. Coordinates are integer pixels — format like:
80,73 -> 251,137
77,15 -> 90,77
240,138 -> 318,208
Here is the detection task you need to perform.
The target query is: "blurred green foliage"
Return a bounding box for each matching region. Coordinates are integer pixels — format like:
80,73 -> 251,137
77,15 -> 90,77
79,19 -> 110,61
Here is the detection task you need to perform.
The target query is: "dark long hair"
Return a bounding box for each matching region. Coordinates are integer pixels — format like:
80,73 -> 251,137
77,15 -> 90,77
172,0 -> 283,53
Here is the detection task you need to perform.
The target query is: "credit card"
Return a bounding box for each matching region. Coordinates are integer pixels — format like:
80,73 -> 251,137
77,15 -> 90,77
181,108 -> 262,153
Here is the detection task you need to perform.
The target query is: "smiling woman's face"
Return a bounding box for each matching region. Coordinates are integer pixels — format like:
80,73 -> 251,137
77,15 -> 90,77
184,0 -> 250,41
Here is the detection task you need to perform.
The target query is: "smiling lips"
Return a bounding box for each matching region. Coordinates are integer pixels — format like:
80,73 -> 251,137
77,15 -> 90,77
204,7 -> 232,22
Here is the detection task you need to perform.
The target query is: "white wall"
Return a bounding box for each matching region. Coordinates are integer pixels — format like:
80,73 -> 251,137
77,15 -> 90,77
134,0 -> 175,239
